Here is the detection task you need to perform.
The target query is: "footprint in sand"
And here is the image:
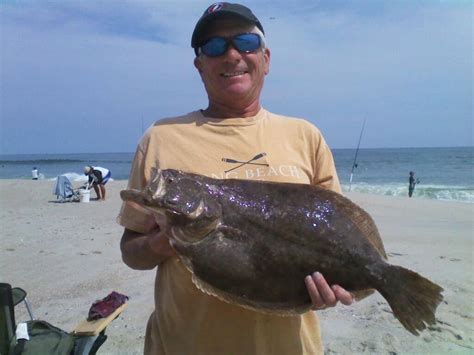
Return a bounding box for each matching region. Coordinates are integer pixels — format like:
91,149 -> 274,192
428,324 -> 464,342
439,256 -> 462,262
78,251 -> 102,255
387,252 -> 404,257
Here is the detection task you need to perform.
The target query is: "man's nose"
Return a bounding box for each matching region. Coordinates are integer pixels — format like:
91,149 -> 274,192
223,44 -> 243,60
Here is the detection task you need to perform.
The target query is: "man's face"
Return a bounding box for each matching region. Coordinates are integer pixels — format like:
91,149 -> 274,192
194,18 -> 270,109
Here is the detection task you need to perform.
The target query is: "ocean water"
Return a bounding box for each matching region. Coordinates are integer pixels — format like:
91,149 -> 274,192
334,147 -> 473,203
0,152 -> 135,181
0,147 -> 472,203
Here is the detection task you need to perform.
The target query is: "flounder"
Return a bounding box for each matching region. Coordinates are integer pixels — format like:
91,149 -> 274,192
121,169 -> 443,335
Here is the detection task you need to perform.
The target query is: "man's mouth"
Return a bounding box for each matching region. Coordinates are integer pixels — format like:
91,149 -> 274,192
221,71 -> 247,78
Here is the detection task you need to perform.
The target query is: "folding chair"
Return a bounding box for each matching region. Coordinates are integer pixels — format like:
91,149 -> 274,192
0,283 -> 127,355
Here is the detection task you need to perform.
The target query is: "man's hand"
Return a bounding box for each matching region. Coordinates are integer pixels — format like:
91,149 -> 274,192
305,272 -> 354,310
120,227 -> 175,270
147,227 -> 176,260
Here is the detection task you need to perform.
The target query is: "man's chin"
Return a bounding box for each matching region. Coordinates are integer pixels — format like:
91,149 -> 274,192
220,84 -> 253,97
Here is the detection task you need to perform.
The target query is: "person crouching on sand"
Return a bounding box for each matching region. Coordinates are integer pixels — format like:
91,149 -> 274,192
83,165 -> 111,200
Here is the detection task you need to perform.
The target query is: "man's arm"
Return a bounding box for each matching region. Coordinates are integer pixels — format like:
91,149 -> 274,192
120,228 -> 176,270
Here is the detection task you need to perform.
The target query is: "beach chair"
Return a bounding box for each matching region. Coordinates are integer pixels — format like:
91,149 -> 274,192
53,175 -> 81,203
0,283 -> 127,355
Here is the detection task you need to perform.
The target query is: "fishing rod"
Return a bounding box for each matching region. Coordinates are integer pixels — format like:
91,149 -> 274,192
349,118 -> 366,192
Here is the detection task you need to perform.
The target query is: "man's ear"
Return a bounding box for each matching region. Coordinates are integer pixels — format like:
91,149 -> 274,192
194,56 -> 203,74
263,48 -> 271,75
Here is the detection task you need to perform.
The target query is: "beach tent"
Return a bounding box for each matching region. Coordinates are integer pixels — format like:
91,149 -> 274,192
53,175 -> 81,202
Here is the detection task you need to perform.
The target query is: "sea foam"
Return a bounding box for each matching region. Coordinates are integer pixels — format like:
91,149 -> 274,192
343,183 -> 474,203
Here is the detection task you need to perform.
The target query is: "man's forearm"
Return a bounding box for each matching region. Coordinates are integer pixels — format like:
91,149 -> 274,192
120,228 -> 171,270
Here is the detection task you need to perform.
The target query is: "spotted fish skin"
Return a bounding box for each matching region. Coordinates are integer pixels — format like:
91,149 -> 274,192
120,169 -> 443,335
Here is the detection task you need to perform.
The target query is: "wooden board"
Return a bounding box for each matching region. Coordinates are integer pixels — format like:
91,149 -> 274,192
72,303 -> 128,336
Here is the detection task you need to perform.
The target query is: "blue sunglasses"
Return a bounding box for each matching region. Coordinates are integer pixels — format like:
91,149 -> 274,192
198,33 -> 262,57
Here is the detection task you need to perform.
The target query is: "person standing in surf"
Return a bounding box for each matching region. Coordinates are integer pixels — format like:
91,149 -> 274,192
408,171 -> 420,197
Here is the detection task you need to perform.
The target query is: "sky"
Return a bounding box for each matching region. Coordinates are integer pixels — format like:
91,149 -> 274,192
0,0 -> 472,154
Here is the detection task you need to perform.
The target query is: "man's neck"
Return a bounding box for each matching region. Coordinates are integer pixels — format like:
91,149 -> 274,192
202,100 -> 261,119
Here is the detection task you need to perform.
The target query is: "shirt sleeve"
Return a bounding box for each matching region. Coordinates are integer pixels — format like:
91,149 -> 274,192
116,141 -> 157,234
311,131 -> 342,194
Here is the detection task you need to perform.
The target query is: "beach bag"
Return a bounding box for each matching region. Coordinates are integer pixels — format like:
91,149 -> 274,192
12,320 -> 75,355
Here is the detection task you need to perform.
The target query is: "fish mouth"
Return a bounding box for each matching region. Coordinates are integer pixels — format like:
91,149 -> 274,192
120,189 -> 147,205
120,188 -> 178,223
120,169 -> 166,206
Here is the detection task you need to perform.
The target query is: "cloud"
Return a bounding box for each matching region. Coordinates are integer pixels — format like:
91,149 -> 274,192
1,1 -> 173,43
0,1 -> 472,153
253,1 -> 472,147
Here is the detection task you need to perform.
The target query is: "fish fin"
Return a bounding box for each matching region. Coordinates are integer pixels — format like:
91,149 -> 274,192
190,274 -> 310,316
341,200 -> 387,259
352,210 -> 387,259
380,265 -> 444,335
352,288 -> 375,301
333,192 -> 387,259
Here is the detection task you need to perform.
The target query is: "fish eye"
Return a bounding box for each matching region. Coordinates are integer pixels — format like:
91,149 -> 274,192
166,177 -> 174,184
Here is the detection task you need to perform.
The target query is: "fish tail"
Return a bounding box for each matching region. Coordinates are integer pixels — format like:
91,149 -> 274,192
379,265 -> 444,335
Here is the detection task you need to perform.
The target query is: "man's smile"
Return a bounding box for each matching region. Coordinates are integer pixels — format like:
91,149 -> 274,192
221,71 -> 248,78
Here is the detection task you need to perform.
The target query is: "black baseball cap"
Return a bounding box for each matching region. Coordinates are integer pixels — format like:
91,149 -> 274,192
191,2 -> 264,50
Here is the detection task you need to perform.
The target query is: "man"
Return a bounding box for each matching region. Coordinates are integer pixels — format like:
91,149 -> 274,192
118,3 -> 356,354
83,165 -> 111,200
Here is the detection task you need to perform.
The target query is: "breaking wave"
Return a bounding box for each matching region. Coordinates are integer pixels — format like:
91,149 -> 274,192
342,182 -> 474,203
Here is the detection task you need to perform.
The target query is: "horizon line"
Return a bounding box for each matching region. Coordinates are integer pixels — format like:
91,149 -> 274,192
0,145 -> 472,156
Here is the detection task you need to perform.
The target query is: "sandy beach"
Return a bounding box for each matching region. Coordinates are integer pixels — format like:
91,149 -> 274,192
1,179 -> 472,354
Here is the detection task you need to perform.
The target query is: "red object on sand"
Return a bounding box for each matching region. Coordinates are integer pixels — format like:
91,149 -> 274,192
87,291 -> 129,321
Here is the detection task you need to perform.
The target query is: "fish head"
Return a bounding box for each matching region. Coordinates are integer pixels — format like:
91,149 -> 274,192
120,169 -> 221,243
151,169 -> 208,216
121,169 -> 206,217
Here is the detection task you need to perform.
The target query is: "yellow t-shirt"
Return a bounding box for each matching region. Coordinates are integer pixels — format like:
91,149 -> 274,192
118,108 -> 341,355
